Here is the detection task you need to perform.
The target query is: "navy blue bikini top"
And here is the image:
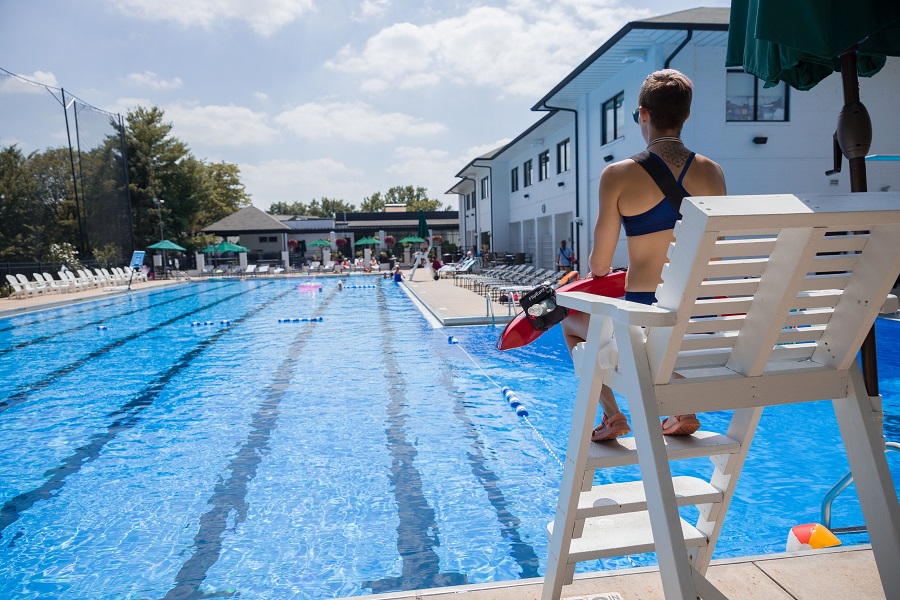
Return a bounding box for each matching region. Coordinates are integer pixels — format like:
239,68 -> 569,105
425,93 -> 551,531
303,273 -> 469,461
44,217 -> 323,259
622,151 -> 695,237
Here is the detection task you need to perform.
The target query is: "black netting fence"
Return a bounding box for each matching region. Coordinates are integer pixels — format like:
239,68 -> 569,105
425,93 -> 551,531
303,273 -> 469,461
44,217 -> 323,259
0,68 -> 133,266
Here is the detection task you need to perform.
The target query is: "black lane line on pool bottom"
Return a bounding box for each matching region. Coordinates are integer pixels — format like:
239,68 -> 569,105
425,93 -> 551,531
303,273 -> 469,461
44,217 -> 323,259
0,282 -> 274,416
0,282 -> 225,332
362,287 -> 469,594
0,281 -> 239,357
161,287 -> 338,600
437,367 -> 542,579
0,287 -> 294,543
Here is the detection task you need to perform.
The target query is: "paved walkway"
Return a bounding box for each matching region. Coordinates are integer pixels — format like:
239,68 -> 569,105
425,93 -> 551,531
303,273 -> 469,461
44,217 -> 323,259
344,546 -> 884,600
401,271 -> 515,327
0,277 -> 188,319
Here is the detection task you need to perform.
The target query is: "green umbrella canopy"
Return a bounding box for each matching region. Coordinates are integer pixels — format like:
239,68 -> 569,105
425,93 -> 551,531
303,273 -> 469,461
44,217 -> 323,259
354,237 -> 381,245
308,239 -> 332,248
397,236 -> 425,244
417,210 -> 429,239
147,240 -> 187,251
727,0 -> 900,90
215,241 -> 249,253
201,245 -> 217,253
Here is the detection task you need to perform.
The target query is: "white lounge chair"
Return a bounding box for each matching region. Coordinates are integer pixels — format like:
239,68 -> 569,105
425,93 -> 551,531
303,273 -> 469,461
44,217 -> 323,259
124,266 -> 148,282
38,272 -> 67,294
63,271 -> 87,291
545,192 -> 900,600
5,274 -> 31,298
257,265 -> 270,276
244,264 -> 257,276
272,266 -> 285,275
306,261 -> 320,273
47,272 -> 74,293
77,269 -> 100,288
17,274 -> 47,296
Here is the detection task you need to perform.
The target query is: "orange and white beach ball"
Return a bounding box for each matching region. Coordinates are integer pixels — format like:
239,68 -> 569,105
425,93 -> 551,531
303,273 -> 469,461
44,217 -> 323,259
786,523 -> 841,552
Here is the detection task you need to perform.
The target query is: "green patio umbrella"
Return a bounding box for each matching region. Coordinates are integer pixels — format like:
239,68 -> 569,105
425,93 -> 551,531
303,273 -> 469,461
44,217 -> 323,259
416,209 -> 429,240
396,236 -> 425,244
354,237 -> 381,246
727,0 -> 900,395
147,239 -> 187,252
215,241 -> 249,253
308,239 -> 332,248
201,245 -> 217,253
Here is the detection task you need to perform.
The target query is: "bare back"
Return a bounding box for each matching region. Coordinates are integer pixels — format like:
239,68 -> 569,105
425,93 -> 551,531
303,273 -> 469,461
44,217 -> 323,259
590,145 -> 726,293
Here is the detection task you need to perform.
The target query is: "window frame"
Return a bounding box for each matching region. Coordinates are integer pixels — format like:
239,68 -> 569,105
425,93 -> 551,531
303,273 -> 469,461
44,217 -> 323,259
726,69 -> 790,122
523,159 -> 533,187
480,176 -> 489,199
538,150 -> 550,182
601,91 -> 625,145
511,166 -> 519,192
556,138 -> 570,174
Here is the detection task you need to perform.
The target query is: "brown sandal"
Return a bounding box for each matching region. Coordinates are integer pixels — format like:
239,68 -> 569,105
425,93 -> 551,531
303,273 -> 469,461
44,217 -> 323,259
592,412 -> 631,441
661,414 -> 701,436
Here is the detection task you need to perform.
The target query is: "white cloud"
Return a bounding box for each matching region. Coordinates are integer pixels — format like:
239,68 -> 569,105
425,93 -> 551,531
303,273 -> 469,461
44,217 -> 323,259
274,101 -> 446,143
0,70 -> 60,94
126,71 -> 183,90
356,0 -> 391,19
254,91 -> 270,101
111,0 -> 316,36
240,158 -> 371,209
165,103 -> 278,146
327,1 -> 650,97
387,140 -> 511,199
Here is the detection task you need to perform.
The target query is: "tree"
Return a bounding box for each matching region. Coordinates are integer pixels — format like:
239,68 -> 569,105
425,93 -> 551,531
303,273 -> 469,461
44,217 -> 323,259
268,197 -> 354,218
123,106 -> 189,249
359,191 -> 385,212
359,185 -> 451,212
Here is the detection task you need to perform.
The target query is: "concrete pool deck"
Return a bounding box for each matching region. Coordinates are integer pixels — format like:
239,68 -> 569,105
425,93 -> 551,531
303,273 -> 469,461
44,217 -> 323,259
343,546 -> 885,600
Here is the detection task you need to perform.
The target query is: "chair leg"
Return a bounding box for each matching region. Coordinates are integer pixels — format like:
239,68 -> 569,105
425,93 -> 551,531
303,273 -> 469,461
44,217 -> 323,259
833,365 -> 900,599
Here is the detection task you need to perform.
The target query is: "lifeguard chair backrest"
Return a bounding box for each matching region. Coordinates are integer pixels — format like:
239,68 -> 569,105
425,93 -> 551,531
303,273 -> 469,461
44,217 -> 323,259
645,192 -> 900,386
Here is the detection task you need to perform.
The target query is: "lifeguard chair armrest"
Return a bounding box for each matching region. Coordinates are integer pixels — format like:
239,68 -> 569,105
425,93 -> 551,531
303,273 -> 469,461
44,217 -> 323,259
882,294 -> 899,314
557,291 -> 676,328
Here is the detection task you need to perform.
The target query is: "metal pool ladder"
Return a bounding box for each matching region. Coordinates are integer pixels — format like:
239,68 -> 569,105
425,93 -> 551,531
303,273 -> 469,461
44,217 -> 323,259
822,441 -> 900,533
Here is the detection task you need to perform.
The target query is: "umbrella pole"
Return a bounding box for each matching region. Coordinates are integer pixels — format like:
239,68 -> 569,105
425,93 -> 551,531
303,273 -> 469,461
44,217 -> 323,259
838,49 -> 878,396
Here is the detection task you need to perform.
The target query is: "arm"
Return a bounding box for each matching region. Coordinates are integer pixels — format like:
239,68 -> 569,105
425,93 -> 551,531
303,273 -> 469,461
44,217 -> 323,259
589,164 -> 624,276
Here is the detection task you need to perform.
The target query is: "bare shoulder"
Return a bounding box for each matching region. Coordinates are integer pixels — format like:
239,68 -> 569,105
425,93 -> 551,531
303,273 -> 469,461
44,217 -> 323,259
688,153 -> 727,195
601,157 -> 644,183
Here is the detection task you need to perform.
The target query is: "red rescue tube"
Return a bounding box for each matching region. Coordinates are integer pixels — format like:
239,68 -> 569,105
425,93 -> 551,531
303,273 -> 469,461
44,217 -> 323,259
496,270 -> 626,351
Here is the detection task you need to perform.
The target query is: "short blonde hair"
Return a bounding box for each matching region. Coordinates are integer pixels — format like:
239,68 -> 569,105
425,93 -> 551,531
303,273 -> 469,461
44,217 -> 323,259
638,69 -> 692,132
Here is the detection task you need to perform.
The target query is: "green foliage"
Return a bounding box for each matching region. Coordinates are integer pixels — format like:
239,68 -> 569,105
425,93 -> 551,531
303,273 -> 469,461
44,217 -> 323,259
268,197 -> 354,218
93,243 -> 122,266
359,185 -> 451,212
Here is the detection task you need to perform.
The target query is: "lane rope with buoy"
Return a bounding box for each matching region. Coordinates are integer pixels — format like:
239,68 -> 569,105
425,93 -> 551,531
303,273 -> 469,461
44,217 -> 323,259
447,333 -> 563,470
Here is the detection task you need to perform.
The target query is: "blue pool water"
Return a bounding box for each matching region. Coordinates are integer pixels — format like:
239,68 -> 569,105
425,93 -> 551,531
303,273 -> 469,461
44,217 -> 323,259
0,278 -> 898,598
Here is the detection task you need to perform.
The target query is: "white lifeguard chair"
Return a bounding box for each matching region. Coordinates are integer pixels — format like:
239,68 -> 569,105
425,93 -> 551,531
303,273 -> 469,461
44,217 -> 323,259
545,192 -> 900,600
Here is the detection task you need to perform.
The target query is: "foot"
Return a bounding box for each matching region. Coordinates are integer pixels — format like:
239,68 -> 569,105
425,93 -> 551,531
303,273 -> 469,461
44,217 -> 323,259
661,414 -> 701,436
591,412 -> 630,441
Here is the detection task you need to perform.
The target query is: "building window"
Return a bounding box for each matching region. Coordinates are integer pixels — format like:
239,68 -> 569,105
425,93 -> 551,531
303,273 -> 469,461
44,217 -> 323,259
511,166 -> 519,192
602,91 -> 625,145
480,176 -> 489,199
726,69 -> 788,121
538,151 -> 550,181
259,236 -> 276,243
524,159 -> 533,187
557,139 -> 570,174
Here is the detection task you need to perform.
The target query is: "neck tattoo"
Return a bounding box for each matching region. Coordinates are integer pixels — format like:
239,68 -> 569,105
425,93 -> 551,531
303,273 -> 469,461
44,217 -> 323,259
646,136 -> 682,148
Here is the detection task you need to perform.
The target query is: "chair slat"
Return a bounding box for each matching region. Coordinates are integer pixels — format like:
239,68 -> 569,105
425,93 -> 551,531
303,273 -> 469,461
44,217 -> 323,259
705,258 -> 768,279
776,325 -> 826,344
712,237 -> 776,258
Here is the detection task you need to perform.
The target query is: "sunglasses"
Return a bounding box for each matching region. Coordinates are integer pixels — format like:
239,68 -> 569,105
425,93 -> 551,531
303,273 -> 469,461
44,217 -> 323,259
632,107 -> 641,124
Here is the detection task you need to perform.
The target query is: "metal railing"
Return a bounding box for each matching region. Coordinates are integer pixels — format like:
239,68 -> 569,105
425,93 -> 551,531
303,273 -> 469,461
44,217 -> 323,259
821,441 -> 900,532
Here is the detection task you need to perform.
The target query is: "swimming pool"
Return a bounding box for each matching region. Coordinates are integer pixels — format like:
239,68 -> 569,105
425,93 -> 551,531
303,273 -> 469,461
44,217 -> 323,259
0,278 -> 897,598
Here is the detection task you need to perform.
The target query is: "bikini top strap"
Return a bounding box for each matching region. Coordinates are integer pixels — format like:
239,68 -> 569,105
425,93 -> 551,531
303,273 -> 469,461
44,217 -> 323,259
677,152 -> 696,185
630,150 -> 686,213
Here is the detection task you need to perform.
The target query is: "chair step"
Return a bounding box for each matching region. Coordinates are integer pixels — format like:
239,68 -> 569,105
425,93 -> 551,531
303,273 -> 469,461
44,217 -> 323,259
586,430 -> 739,471
548,511 -> 708,563
577,476 -> 723,520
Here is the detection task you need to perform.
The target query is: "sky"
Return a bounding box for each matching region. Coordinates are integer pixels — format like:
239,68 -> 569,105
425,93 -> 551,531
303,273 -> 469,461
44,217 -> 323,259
0,0 -> 731,211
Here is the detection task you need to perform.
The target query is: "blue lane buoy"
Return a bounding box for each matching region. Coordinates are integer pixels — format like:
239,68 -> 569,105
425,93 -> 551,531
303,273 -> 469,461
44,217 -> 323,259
97,325 -> 108,330
501,387 -> 528,416
278,317 -> 323,323
448,336 -> 458,344
220,320 -> 231,325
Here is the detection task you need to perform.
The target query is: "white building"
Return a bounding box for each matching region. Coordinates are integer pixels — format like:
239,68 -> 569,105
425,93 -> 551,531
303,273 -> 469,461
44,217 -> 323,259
449,7 -> 900,271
